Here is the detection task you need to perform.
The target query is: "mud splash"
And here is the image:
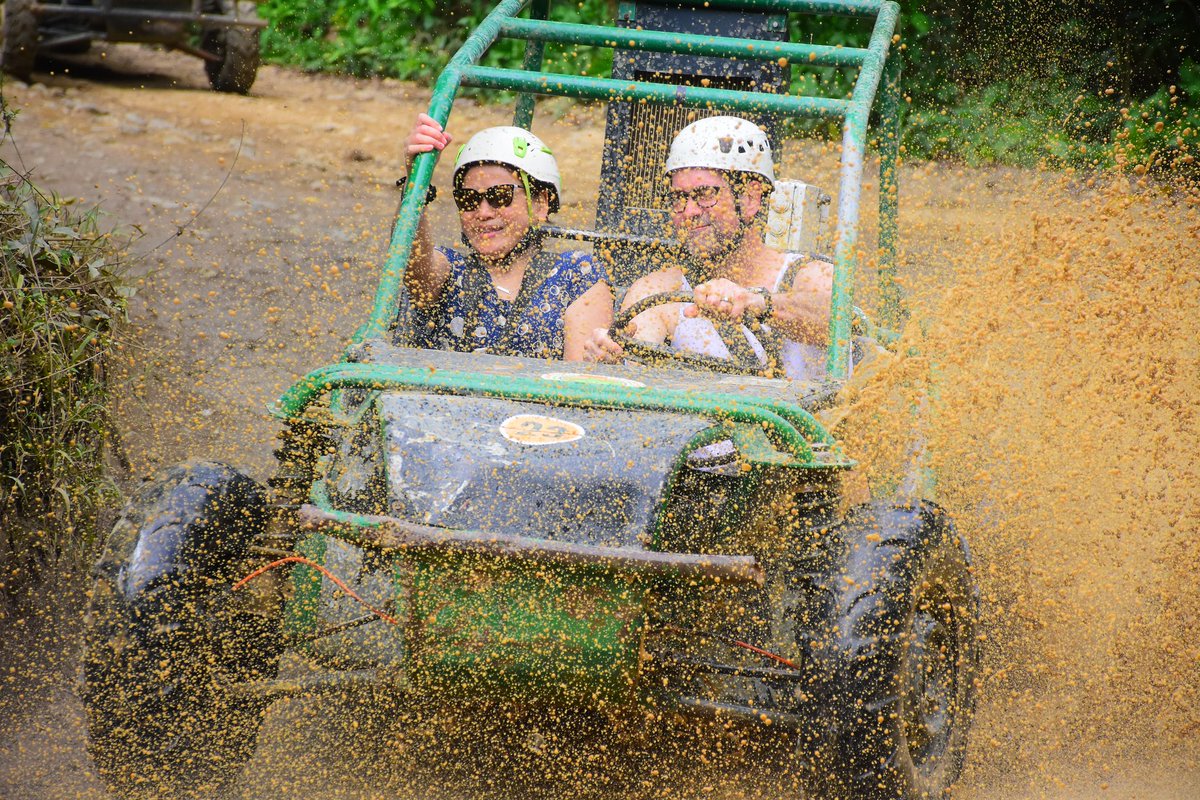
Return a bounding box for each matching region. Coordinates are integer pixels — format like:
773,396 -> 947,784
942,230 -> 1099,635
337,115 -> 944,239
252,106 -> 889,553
837,166 -> 1200,793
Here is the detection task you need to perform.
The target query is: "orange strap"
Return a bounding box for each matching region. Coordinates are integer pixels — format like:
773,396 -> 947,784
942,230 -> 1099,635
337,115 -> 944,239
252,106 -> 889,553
233,555 -> 400,625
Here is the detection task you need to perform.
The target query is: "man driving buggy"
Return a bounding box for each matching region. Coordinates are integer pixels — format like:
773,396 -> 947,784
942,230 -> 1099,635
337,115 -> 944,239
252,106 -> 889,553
402,114 -> 612,361
583,116 -> 833,379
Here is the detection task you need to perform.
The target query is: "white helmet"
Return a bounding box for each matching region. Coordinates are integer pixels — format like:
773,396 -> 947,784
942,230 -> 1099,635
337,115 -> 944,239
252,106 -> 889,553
665,115 -> 775,184
454,126 -> 561,212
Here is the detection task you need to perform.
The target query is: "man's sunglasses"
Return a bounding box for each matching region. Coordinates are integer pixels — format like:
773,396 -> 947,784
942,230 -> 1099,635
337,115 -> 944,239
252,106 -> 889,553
453,184 -> 523,212
666,184 -> 723,213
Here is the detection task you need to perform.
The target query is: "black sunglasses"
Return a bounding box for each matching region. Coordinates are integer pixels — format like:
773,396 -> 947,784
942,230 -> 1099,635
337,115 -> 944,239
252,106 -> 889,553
666,184 -> 723,213
453,183 -> 522,212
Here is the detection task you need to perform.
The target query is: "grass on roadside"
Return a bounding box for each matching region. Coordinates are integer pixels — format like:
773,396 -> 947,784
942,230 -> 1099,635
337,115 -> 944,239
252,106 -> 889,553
0,160 -> 136,597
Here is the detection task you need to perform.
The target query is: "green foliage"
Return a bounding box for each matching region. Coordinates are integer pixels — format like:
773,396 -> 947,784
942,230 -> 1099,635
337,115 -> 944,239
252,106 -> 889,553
894,60 -> 1199,179
257,0 -> 1196,177
0,163 -> 135,588
1116,59 -> 1200,178
260,0 -> 612,81
901,78 -> 1118,170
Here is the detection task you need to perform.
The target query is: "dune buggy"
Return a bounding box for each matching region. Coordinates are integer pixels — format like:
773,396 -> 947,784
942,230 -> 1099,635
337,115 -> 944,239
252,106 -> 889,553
81,1 -> 979,798
1,0 -> 263,92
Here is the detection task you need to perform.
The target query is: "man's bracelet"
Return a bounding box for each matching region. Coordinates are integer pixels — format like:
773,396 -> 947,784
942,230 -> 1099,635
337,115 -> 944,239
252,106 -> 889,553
395,176 -> 438,204
749,287 -> 773,318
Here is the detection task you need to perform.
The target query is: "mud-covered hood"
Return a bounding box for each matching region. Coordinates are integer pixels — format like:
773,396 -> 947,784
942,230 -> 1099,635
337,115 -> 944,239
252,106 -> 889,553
380,393 -> 713,547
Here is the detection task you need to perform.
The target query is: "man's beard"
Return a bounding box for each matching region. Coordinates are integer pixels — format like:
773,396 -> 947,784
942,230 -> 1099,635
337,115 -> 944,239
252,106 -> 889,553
680,223 -> 744,282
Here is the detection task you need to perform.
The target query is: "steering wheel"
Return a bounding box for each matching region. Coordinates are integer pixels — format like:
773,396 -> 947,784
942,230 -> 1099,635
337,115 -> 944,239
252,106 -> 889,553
609,291 -> 783,377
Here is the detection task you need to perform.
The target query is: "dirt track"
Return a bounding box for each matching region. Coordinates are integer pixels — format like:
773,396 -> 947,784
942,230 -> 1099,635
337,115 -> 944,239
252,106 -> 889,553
1,43 -> 1198,800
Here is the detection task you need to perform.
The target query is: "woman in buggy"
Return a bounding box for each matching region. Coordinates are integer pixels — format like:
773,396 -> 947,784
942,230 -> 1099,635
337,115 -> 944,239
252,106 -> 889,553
402,114 -> 612,361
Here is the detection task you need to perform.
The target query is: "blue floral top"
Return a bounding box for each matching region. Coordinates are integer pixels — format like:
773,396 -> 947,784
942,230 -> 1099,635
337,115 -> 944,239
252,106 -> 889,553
411,247 -> 601,360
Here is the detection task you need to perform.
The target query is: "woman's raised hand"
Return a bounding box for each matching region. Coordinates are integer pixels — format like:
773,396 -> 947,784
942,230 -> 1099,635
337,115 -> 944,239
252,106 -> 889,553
405,113 -> 452,171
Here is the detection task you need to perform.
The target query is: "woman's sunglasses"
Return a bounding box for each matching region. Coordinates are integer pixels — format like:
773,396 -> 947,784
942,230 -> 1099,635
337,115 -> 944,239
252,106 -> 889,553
453,183 -> 523,212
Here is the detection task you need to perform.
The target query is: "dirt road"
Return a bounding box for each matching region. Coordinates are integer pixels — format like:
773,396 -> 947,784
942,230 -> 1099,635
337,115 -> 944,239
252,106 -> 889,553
1,44 -> 1198,800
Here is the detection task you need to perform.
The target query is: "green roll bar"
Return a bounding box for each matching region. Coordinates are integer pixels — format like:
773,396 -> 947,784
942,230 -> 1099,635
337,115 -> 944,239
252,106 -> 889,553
354,0 -> 903,380
271,362 -> 848,468
464,66 -> 851,118
499,18 -> 871,67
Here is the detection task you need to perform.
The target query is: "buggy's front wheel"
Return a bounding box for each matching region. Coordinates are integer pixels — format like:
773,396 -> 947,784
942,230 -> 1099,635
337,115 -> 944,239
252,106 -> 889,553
81,461 -> 284,799
201,0 -> 260,94
813,501 -> 979,800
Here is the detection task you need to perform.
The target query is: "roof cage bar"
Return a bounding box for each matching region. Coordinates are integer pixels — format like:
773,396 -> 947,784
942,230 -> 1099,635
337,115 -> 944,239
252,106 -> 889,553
26,3 -> 267,27
513,0 -> 550,128
699,0 -> 883,15
542,225 -> 674,249
499,17 -> 869,68
460,65 -> 850,118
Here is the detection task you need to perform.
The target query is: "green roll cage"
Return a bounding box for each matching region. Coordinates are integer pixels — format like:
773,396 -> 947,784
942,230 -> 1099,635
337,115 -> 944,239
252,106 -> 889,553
351,0 -> 904,381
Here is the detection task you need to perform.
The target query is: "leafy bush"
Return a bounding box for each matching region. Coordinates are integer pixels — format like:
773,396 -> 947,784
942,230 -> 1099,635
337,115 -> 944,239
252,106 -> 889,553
1116,59 -> 1200,178
257,0 -> 1195,178
260,0 -> 612,81
897,60 -> 1198,180
0,162 -> 134,593
900,78 -> 1119,169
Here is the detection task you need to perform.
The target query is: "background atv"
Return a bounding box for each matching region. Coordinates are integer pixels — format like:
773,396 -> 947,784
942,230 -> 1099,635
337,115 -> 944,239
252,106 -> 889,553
1,0 -> 263,92
80,1 -> 980,799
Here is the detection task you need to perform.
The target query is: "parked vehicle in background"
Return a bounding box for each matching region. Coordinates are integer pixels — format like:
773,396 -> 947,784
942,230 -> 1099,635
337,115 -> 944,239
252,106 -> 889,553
1,0 -> 263,92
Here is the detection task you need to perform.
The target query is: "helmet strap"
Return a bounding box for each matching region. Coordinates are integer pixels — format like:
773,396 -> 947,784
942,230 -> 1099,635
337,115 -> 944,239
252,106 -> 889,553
725,178 -> 769,255
519,171 -> 535,220
460,227 -> 544,271
682,225 -> 744,281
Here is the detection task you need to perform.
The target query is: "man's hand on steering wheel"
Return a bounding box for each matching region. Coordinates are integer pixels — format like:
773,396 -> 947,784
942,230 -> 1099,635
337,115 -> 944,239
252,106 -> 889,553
593,291 -> 777,376
686,278 -> 769,322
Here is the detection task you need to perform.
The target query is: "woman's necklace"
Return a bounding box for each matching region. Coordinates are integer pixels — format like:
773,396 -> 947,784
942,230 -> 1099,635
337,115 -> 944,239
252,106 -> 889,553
490,262 -> 526,299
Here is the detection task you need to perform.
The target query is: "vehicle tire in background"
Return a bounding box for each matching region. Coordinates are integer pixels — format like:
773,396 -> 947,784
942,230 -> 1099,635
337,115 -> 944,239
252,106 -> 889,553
1,0 -> 39,81
201,0 -> 259,94
81,461 -> 284,800
813,501 -> 979,800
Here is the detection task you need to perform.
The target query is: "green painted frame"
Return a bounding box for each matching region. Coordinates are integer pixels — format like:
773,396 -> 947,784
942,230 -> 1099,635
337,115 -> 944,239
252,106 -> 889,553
271,361 -> 849,468
351,0 -> 904,379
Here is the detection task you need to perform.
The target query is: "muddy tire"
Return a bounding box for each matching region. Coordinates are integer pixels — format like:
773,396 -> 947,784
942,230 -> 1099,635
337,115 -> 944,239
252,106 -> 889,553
82,461 -> 284,800
201,1 -> 259,94
1,0 -> 39,82
811,502 -> 979,800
